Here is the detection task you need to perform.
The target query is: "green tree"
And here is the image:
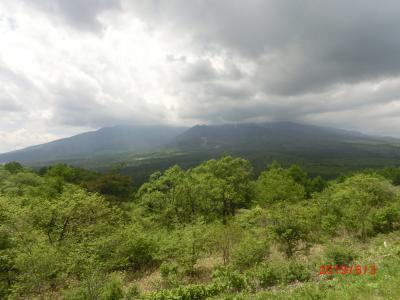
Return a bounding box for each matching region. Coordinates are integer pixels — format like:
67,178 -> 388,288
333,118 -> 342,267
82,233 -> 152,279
192,156 -> 253,223
268,203 -> 315,257
316,174 -> 398,238
256,165 -> 305,205
4,161 -> 23,174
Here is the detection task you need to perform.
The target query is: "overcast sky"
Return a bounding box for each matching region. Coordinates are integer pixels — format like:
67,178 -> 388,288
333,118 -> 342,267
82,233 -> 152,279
1,0 -> 400,152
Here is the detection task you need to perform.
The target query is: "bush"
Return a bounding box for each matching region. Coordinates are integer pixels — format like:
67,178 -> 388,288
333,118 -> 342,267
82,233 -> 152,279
144,283 -> 223,300
100,273 -> 124,300
63,287 -> 88,300
231,236 -> 268,271
371,206 -> 398,233
323,244 -> 357,266
125,283 -> 140,299
103,227 -> 158,272
282,261 -> 311,283
245,263 -> 278,290
63,272 -> 105,300
269,260 -> 310,284
159,262 -> 182,288
212,267 -> 246,292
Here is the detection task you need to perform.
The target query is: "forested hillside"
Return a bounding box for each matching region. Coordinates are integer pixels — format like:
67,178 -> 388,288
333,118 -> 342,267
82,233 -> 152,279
0,125 -> 187,165
1,157 -> 400,299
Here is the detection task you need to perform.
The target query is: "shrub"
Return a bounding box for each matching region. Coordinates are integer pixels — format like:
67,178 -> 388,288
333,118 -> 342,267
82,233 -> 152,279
231,236 -> 268,271
125,283 -> 140,299
270,260 -> 310,284
100,273 -> 124,300
159,262 -> 182,288
283,260 -> 311,283
245,263 -> 278,290
371,206 -> 398,233
323,244 -> 357,267
212,267 -> 246,292
63,272 -> 105,300
103,227 -> 158,272
144,283 -> 223,300
63,287 -> 88,300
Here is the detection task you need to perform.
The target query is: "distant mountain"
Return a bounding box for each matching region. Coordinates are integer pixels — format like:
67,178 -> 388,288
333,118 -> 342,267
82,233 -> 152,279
174,122 -> 387,151
1,122 -> 400,169
0,125 -> 187,164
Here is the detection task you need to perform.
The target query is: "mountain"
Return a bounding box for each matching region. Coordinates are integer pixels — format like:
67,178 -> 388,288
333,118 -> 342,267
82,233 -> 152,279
0,125 -> 187,165
174,122 -> 391,151
1,122 -> 400,175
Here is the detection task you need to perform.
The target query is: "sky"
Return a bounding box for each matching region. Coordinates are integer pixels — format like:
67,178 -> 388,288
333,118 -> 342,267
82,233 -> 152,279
1,0 -> 400,153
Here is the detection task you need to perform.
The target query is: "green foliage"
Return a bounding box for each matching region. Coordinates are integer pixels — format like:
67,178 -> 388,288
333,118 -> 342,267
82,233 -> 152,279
379,166 -> 400,186
4,161 -> 23,174
160,262 -> 182,288
323,244 -> 357,266
231,235 -> 268,271
316,173 -> 399,238
144,283 -> 223,300
206,222 -> 244,265
125,283 -> 141,299
267,203 -> 316,257
288,165 -> 327,197
283,261 -> 311,283
371,206 -> 399,233
63,271 -> 105,300
100,273 -> 124,300
137,156 -> 253,226
212,267 -> 246,292
99,225 -> 158,272
84,171 -> 134,200
192,156 -> 253,223
245,263 -> 278,289
256,164 -> 305,205
1,158 -> 400,299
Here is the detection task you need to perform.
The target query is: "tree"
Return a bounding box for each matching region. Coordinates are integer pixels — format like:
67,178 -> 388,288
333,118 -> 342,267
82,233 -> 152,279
137,157 -> 253,225
137,165 -> 187,227
4,161 -> 23,174
256,164 -> 305,205
288,165 -> 327,197
268,203 -> 315,257
316,174 -> 398,238
84,172 -> 133,200
192,156 -> 253,223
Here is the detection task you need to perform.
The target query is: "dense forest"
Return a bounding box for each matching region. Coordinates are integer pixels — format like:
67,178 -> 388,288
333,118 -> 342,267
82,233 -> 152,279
1,157 -> 400,299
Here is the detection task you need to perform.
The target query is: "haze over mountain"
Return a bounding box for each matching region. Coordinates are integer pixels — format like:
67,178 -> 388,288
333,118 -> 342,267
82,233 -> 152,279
1,122 -> 399,168
0,125 -> 186,165
175,122 -> 372,151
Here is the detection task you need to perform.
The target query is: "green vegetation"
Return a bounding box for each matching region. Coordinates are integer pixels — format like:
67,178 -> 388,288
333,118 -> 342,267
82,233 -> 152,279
1,157 -> 400,299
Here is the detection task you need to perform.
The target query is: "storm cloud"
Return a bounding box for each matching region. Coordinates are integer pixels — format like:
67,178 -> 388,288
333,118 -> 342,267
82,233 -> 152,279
1,0 -> 400,152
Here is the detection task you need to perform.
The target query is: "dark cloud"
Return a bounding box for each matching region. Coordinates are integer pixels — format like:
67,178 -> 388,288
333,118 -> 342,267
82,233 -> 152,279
2,0 -> 400,152
129,0 -> 400,95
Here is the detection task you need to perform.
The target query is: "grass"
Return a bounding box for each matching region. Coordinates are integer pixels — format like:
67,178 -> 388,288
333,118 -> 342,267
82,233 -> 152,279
209,232 -> 400,300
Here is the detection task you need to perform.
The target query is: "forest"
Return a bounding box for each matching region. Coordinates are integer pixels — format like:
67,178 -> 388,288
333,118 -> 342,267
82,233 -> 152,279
1,157 -> 400,299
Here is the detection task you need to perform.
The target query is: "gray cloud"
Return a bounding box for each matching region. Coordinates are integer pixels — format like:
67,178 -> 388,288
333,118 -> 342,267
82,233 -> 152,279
2,0 -> 400,151
22,0 -> 121,31
129,0 -> 400,95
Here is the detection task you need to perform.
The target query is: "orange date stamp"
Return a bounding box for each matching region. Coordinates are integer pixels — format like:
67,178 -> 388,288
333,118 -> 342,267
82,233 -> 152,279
319,265 -> 377,275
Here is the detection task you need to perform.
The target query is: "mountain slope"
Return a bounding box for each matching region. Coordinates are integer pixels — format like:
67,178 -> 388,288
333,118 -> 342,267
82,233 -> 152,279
0,125 -> 187,164
1,122 -> 400,171
174,122 -> 391,151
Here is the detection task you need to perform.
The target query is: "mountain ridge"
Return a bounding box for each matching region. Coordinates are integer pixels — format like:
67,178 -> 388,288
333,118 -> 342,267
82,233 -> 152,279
1,122 -> 399,167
